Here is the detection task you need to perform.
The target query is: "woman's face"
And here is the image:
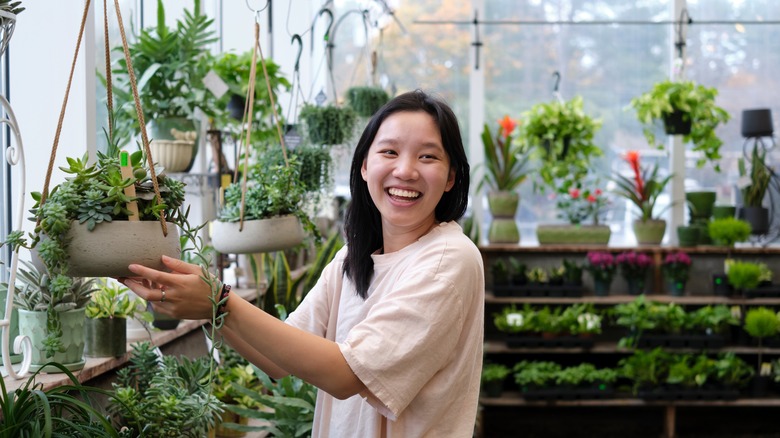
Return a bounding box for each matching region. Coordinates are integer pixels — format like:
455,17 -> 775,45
361,111 -> 455,236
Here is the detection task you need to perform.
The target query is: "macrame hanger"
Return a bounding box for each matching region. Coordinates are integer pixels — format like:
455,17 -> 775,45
38,0 -> 167,235
236,14 -> 290,231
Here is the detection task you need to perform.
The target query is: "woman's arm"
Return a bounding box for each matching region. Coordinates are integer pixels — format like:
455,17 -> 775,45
216,324 -> 288,379
121,256 -> 367,400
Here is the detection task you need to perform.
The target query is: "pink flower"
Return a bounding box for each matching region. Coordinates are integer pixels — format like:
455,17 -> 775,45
587,194 -> 597,203
594,188 -> 603,195
570,188 -> 581,199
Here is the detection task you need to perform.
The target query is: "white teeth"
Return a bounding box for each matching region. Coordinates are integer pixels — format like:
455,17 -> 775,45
388,188 -> 420,198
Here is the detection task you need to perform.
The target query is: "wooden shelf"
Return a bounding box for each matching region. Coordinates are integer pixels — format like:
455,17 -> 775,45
485,293 -> 780,306
483,340 -> 780,355
480,392 -> 780,407
479,244 -> 780,255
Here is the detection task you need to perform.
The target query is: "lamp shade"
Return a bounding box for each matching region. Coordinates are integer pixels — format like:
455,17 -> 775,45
741,108 -> 773,137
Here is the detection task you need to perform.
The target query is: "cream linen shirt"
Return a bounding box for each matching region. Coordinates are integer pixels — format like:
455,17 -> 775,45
285,221 -> 484,438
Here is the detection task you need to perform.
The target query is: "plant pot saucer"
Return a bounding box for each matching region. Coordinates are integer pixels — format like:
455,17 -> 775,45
28,358 -> 86,373
212,215 -> 305,254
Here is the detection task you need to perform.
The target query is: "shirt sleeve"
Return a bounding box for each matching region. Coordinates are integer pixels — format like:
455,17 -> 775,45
338,270 -> 469,419
284,255 -> 340,337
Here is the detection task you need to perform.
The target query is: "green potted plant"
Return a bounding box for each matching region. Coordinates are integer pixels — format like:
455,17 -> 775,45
10,261 -> 98,371
299,103 -> 357,146
612,151 -> 673,245
514,360 -> 561,391
738,144 -> 772,235
109,0 -> 217,171
630,79 -> 730,170
84,278 -> 147,358
518,96 -> 603,191
481,363 -> 511,397
708,217 -> 751,250
346,85 -> 390,118
479,115 -> 531,243
212,346 -> 264,437
109,341 -> 223,436
536,183 -> 611,245
727,260 -> 764,293
743,307 -> 780,396
661,251 -> 692,296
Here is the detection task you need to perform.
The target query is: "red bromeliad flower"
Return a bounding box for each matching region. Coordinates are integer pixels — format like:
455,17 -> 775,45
498,115 -> 518,139
624,151 -> 644,200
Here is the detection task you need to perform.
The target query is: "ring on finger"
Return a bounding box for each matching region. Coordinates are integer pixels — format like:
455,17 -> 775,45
160,288 -> 167,303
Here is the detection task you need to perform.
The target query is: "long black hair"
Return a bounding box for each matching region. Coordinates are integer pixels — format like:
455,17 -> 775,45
342,90 -> 470,299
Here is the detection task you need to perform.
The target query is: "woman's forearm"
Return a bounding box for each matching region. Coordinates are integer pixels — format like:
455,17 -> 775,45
217,324 -> 289,379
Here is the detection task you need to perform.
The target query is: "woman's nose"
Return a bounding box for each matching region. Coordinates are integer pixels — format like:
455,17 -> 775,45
393,156 -> 419,180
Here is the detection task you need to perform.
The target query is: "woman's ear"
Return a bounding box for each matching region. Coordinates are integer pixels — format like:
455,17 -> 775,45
445,168 -> 456,192
361,159 -> 368,181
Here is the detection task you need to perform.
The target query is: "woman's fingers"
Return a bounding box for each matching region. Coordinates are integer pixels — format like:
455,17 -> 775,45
162,255 -> 203,275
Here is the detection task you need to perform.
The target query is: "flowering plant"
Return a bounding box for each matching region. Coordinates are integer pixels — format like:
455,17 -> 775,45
585,251 -> 617,283
616,251 -> 654,279
613,151 -> 673,222
479,115 -> 531,191
662,251 -> 692,283
556,185 -> 609,225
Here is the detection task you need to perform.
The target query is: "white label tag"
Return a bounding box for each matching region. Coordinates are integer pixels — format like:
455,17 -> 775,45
203,70 -> 229,98
736,176 -> 751,189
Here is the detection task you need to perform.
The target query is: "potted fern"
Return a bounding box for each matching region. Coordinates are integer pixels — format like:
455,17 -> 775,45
630,79 -> 730,171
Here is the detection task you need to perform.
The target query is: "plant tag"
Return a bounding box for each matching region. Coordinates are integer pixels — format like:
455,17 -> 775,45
203,70 -> 229,98
736,176 -> 751,189
120,150 -> 140,221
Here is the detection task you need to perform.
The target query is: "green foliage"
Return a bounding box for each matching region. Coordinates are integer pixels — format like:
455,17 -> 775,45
490,259 -> 509,285
482,363 -> 511,383
7,261 -> 97,313
227,367 -> 317,438
478,121 -> 531,192
513,361 -> 561,387
208,51 -> 291,136
0,362 -> 119,437
493,303 -> 601,335
727,261 -> 764,290
738,144 -> 771,207
744,307 -> 780,340
212,363 -> 264,410
346,86 -> 390,117
299,104 -> 356,145
108,0 -> 217,146
109,341 -> 223,437
630,79 -> 730,170
554,363 -> 618,387
85,279 -> 145,319
708,218 -> 751,247
0,0 -> 24,15
518,96 -> 603,192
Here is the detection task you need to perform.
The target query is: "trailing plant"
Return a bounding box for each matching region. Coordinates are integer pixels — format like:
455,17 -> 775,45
346,86 -> 390,117
0,362 -> 119,437
518,96 -> 602,192
108,341 -> 223,437
630,79 -> 730,170
478,115 -> 531,192
299,103 -> 356,146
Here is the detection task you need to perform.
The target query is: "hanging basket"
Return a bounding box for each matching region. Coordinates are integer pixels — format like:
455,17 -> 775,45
212,215 -> 305,254
65,221 -> 181,277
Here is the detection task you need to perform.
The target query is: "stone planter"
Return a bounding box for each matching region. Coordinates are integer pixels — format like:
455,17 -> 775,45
65,221 -> 181,278
633,219 -> 666,245
487,191 -> 519,244
85,317 -> 127,358
536,224 -> 611,246
212,215 -> 306,254
676,225 -> 699,247
18,308 -> 86,373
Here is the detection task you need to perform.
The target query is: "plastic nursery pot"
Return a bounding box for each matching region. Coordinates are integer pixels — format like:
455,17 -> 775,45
676,225 -> 699,247
85,317 -> 127,358
712,205 -> 737,220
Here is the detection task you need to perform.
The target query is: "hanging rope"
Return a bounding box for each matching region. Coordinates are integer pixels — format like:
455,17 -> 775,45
236,20 -> 289,231
103,0 -> 113,141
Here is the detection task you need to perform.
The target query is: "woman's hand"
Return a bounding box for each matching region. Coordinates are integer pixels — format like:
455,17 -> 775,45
119,255 -> 217,320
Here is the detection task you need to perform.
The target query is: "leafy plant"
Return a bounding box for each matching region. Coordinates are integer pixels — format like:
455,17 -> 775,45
513,361 -> 561,388
526,267 -> 548,284
612,151 -> 673,222
584,251 -> 616,283
109,341 -> 223,437
727,261 -> 764,290
618,348 -> 672,393
479,116 -> 531,192
744,306 -> 780,372
482,363 -> 511,383
630,79 -> 730,170
491,259 -> 510,286
227,367 -> 317,438
738,144 -> 771,207
518,96 -> 602,192
0,362 -> 119,437
662,251 -> 692,283
299,103 -> 356,146
555,184 -> 609,225
708,217 -> 751,248
562,259 -> 583,285
346,86 -> 390,117
85,278 -> 146,320
108,0 -> 218,145
554,363 -> 618,387
686,305 -> 740,335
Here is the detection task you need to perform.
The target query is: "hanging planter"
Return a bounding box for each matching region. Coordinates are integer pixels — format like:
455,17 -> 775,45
148,117 -> 200,173
299,103 -> 356,145
346,86 -> 390,118
212,215 -> 305,254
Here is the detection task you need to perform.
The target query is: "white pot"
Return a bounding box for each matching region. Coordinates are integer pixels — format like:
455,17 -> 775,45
65,221 -> 181,277
149,138 -> 195,173
211,215 -> 305,254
